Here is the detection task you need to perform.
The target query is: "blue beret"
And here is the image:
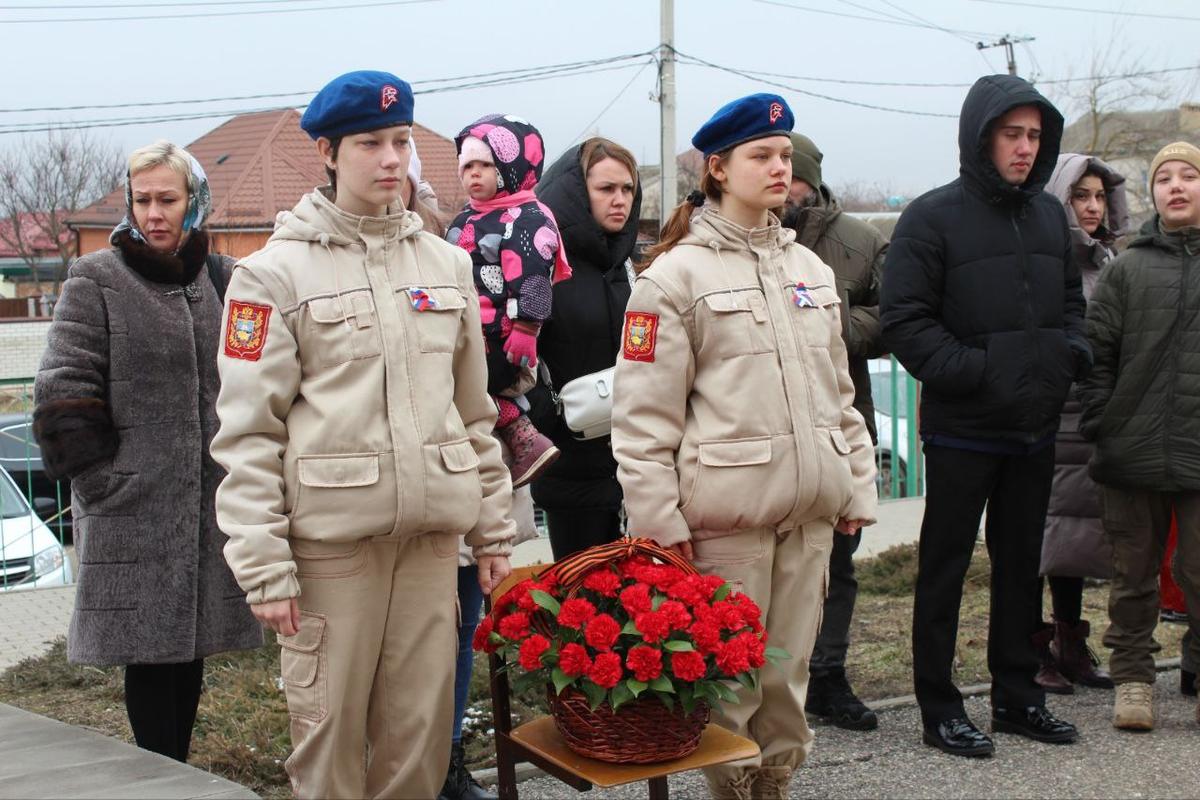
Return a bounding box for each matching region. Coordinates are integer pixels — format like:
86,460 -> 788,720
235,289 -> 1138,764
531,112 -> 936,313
691,93 -> 794,158
301,70 -> 414,140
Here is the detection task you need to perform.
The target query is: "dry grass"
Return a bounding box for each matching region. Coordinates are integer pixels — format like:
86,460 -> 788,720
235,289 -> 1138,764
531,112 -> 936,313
0,542 -> 1185,798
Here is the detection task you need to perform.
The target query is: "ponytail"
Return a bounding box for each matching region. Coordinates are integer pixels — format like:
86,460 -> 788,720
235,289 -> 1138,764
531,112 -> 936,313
637,160 -> 726,272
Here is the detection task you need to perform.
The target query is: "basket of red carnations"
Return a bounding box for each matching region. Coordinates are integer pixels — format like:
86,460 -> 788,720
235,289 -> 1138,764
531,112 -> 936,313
473,537 -> 786,764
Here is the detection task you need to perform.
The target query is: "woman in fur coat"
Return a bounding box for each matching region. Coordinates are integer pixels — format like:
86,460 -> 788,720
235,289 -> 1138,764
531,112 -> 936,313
33,140 -> 262,763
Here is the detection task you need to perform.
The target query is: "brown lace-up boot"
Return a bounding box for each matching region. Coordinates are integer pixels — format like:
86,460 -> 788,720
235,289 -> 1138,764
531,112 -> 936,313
1052,619 -> 1114,689
1033,623 -> 1073,694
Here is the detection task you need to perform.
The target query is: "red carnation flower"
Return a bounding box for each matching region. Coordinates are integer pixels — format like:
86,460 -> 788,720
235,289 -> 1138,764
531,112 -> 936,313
715,637 -> 752,676
671,650 -> 707,682
626,645 -> 663,682
667,575 -> 706,607
518,580 -> 555,612
498,611 -> 531,641
735,631 -> 766,669
582,569 -> 622,598
698,574 -> 726,601
710,600 -> 747,632
588,652 -> 623,688
620,583 -> 653,616
518,634 -> 551,670
658,600 -> 693,630
472,615 -> 496,652
558,643 -> 592,677
557,598 -> 597,629
688,620 -> 722,654
635,610 -> 671,644
584,613 -> 621,652
731,594 -> 763,630
617,555 -> 652,578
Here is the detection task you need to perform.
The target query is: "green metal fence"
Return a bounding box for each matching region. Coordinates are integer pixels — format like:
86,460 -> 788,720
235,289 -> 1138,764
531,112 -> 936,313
872,356 -> 924,501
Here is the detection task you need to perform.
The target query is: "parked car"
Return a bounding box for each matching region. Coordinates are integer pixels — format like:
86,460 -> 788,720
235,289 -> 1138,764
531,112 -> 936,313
869,358 -> 913,498
0,466 -> 73,591
0,412 -> 73,542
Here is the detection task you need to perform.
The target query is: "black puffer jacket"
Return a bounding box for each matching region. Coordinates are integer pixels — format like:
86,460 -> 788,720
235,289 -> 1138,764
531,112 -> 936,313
881,74 -> 1088,444
528,145 -> 642,512
1080,218 -> 1200,490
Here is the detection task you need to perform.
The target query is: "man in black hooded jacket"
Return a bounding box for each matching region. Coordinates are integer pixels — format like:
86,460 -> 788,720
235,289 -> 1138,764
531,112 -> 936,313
882,74 -> 1089,757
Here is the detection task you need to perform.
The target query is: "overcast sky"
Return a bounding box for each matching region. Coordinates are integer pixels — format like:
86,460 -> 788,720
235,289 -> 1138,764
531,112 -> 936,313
1,0 -> 1196,199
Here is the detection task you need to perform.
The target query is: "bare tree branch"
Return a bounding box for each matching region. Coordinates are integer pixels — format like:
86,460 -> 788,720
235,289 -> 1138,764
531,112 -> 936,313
0,129 -> 123,295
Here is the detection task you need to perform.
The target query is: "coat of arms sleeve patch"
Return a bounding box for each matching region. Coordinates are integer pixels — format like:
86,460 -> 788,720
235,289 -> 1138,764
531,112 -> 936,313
622,311 -> 659,363
224,300 -> 271,362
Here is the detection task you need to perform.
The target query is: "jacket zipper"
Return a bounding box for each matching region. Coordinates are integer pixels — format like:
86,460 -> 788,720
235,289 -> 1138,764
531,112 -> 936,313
1011,211 -> 1038,434
1163,243 -> 1190,487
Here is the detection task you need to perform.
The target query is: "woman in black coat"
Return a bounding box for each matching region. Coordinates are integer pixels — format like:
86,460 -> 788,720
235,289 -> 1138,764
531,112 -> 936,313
530,138 -> 641,559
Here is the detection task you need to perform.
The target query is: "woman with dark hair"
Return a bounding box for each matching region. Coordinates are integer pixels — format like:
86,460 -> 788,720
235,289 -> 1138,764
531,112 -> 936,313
1035,153 -> 1129,693
530,137 -> 642,559
33,140 -> 262,762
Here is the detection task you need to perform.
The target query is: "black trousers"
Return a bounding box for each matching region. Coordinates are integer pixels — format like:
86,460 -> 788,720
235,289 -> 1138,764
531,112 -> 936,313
810,529 -> 861,676
124,658 -> 205,762
913,444 -> 1053,725
546,509 -> 622,561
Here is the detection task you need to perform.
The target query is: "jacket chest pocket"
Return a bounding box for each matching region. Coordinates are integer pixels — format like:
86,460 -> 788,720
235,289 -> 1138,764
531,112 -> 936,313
786,282 -> 841,348
407,286 -> 468,354
302,291 -> 383,370
698,289 -> 776,360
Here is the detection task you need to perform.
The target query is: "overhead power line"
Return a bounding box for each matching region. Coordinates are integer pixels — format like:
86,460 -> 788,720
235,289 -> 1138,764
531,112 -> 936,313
674,50 -> 958,118
1,0 -> 331,7
754,0 -> 1002,38
968,0 -> 1200,22
0,0 -> 437,23
0,59 -> 654,135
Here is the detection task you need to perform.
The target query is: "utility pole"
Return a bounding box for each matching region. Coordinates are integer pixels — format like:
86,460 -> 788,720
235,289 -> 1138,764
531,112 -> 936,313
976,34 -> 1035,77
658,0 -> 677,220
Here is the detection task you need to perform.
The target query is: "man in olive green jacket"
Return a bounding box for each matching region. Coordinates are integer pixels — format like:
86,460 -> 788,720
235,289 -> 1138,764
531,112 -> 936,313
783,132 -> 888,732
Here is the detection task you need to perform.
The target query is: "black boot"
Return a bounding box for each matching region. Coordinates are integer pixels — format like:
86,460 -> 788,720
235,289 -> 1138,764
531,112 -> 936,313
438,741 -> 497,800
1182,669 -> 1198,698
805,668 -> 878,731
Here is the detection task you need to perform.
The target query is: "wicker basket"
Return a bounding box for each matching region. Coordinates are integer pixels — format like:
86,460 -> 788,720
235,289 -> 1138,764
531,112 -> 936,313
549,686 -> 710,764
538,537 -> 711,764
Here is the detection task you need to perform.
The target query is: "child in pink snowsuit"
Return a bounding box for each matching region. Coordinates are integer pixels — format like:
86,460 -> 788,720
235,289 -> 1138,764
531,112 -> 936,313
448,113 -> 571,487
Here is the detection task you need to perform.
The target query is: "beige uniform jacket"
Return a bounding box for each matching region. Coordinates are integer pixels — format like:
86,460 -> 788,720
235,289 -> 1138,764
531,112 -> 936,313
612,208 -> 877,547
212,189 -> 515,604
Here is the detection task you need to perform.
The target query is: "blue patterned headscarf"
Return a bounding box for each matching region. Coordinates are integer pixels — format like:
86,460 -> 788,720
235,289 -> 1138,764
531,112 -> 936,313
110,149 -> 211,249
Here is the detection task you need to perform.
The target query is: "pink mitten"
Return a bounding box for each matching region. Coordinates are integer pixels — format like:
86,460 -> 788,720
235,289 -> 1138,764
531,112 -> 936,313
503,321 -> 541,368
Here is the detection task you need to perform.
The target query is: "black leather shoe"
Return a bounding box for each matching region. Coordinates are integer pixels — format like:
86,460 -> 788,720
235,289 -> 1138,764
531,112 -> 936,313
1182,669 -> 1197,698
991,706 -> 1078,743
921,717 -> 994,757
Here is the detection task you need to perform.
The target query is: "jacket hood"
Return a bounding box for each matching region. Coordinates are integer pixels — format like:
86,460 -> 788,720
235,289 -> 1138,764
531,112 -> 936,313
958,75 -> 1064,204
455,114 -> 546,200
1045,153 -> 1130,245
269,187 -> 423,247
535,144 -> 643,272
1129,215 -> 1200,255
782,183 -> 841,248
678,206 -> 795,255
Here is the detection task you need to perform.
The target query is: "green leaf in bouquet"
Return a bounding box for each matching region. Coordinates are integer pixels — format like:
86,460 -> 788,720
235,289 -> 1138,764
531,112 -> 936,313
764,646 -> 792,665
551,667 -> 573,696
649,675 -> 675,693
488,631 -> 506,647
679,685 -> 698,715
626,678 -> 648,698
610,681 -> 635,711
712,583 -> 732,602
694,681 -> 720,704
651,594 -> 666,611
621,620 -> 641,636
713,681 -> 741,704
530,590 -> 562,615
662,639 -> 695,652
581,679 -> 607,711
652,689 -> 676,711
735,672 -> 756,691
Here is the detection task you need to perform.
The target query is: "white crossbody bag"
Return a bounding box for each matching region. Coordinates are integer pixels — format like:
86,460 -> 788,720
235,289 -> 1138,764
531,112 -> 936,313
537,260 -> 634,441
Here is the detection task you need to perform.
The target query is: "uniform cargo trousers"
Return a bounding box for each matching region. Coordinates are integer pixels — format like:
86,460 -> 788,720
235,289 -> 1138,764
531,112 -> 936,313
278,533 -> 459,799
1100,488 -> 1200,687
913,444 -> 1053,725
691,521 -> 832,795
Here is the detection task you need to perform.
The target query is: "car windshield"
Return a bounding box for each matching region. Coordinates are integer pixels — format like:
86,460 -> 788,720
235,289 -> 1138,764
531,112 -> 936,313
0,471 -> 30,519
870,368 -> 909,418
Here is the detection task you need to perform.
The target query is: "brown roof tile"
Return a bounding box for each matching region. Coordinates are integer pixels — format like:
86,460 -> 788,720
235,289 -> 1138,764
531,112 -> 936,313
68,110 -> 464,229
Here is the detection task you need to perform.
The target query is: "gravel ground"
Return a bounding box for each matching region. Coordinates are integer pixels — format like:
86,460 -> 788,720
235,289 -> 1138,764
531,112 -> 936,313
511,669 -> 1197,799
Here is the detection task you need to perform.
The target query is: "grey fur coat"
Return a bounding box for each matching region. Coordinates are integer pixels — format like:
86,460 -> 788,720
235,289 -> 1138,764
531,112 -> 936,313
34,231 -> 263,665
